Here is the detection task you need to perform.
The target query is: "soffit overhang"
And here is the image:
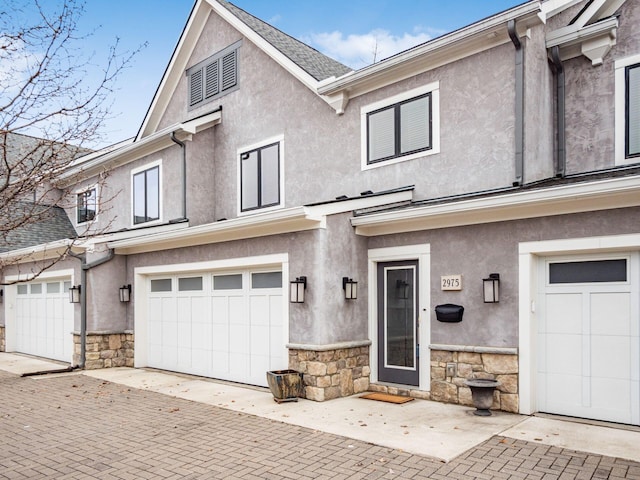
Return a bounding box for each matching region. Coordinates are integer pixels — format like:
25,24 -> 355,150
318,2 -> 543,104
108,188 -> 414,255
351,175 -> 640,236
58,110 -> 221,187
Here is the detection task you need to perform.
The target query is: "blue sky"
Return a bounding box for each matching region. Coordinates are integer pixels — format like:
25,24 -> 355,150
77,0 -> 525,146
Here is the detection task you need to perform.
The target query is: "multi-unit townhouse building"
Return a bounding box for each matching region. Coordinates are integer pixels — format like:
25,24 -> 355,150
1,0 -> 638,426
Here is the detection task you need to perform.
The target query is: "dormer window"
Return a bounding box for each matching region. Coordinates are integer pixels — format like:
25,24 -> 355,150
187,40 -> 241,108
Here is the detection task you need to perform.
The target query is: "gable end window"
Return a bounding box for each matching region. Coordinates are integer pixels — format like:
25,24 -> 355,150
361,82 -> 440,170
187,41 -> 241,108
240,140 -> 282,213
626,63 -> 640,159
132,164 -> 160,225
76,188 -> 97,224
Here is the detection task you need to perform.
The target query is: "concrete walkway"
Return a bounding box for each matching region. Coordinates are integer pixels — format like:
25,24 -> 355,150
1,352 -> 639,465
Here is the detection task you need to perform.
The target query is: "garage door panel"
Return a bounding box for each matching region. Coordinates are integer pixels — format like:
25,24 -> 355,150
591,292 -> 630,336
591,377 -> 631,416
212,351 -> 229,373
251,324 -> 269,356
228,296 -> 247,325
591,335 -> 631,379
544,373 -> 583,413
544,293 -> 582,334
545,334 -> 582,375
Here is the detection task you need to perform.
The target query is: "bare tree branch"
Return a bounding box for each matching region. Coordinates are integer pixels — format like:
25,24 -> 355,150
0,0 -> 144,282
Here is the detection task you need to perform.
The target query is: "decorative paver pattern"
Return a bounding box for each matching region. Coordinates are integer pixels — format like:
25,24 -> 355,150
0,370 -> 638,479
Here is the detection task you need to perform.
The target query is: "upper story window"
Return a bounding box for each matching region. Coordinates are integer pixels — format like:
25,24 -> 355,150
615,55 -> 640,165
76,187 -> 97,225
132,161 -> 161,225
361,82 -> 440,170
239,137 -> 283,214
187,40 -> 241,109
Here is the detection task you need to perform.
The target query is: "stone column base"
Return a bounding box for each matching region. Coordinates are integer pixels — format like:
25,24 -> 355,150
73,332 -> 134,369
430,348 -> 519,413
288,344 -> 371,402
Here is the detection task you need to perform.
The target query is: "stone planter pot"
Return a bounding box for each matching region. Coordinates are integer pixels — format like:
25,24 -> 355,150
465,378 -> 500,416
266,369 -> 303,403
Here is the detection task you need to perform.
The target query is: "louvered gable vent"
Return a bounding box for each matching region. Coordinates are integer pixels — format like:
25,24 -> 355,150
187,40 -> 241,108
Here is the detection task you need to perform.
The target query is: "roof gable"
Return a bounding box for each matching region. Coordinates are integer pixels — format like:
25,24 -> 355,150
218,2 -> 351,82
138,0 -> 352,139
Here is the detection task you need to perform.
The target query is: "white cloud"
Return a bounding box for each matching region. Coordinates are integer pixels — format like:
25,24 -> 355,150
306,28 -> 433,70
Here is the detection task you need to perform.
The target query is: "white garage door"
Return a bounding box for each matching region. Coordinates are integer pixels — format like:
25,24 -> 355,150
147,269 -> 285,387
14,280 -> 74,363
538,254 -> 639,425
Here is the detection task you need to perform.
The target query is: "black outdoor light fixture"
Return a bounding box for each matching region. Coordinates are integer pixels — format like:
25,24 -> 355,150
69,285 -> 81,304
342,277 -> 357,300
483,273 -> 500,303
290,276 -> 307,303
119,284 -> 132,303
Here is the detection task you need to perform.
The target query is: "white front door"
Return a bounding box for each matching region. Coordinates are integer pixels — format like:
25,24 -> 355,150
14,279 -> 74,363
537,254 -> 639,425
146,269 -> 285,387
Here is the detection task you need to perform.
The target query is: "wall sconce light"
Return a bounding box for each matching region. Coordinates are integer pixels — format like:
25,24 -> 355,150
290,276 -> 307,303
119,284 -> 132,303
342,277 -> 357,300
483,273 -> 500,303
0,289 -> 3,304
69,285 -> 81,304
396,279 -> 410,300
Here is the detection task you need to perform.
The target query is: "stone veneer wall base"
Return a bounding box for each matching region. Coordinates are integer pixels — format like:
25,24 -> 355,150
73,332 -> 134,369
430,348 -> 519,413
288,343 -> 371,402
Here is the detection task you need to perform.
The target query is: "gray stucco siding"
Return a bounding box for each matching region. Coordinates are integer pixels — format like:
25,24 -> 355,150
563,1 -> 640,174
123,214 -> 369,346
367,206 -> 640,348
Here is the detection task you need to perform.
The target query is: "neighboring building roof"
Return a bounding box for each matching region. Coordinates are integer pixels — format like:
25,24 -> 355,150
217,1 -> 352,81
0,203 -> 77,253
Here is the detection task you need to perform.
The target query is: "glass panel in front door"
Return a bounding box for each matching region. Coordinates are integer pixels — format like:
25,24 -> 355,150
377,262 -> 419,386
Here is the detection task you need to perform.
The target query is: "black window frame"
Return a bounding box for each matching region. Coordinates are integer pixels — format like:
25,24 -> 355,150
132,165 -> 160,225
625,63 -> 640,159
366,92 -> 433,165
76,187 -> 97,224
187,41 -> 241,109
240,142 -> 281,213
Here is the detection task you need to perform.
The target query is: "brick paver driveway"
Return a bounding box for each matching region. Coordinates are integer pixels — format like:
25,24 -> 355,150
0,370 -> 638,479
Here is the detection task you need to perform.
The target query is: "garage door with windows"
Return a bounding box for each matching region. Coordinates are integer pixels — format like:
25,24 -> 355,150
14,279 -> 74,363
537,254 -> 639,425
146,269 -> 285,387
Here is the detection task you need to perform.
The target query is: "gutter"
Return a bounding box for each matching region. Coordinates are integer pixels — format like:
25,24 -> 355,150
550,46 -> 566,177
170,132 -> 188,221
508,19 -> 525,187
68,249 -> 115,369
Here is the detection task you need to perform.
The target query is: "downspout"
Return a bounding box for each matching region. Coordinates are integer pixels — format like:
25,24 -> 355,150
170,132 -> 187,221
550,46 -> 566,177
68,249 -> 115,369
508,20 -> 524,187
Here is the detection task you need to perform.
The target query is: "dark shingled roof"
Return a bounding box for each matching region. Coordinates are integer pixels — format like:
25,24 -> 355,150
218,1 -> 353,81
0,202 -> 77,253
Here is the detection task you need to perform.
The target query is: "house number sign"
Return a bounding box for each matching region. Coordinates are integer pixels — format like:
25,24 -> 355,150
441,275 -> 462,291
